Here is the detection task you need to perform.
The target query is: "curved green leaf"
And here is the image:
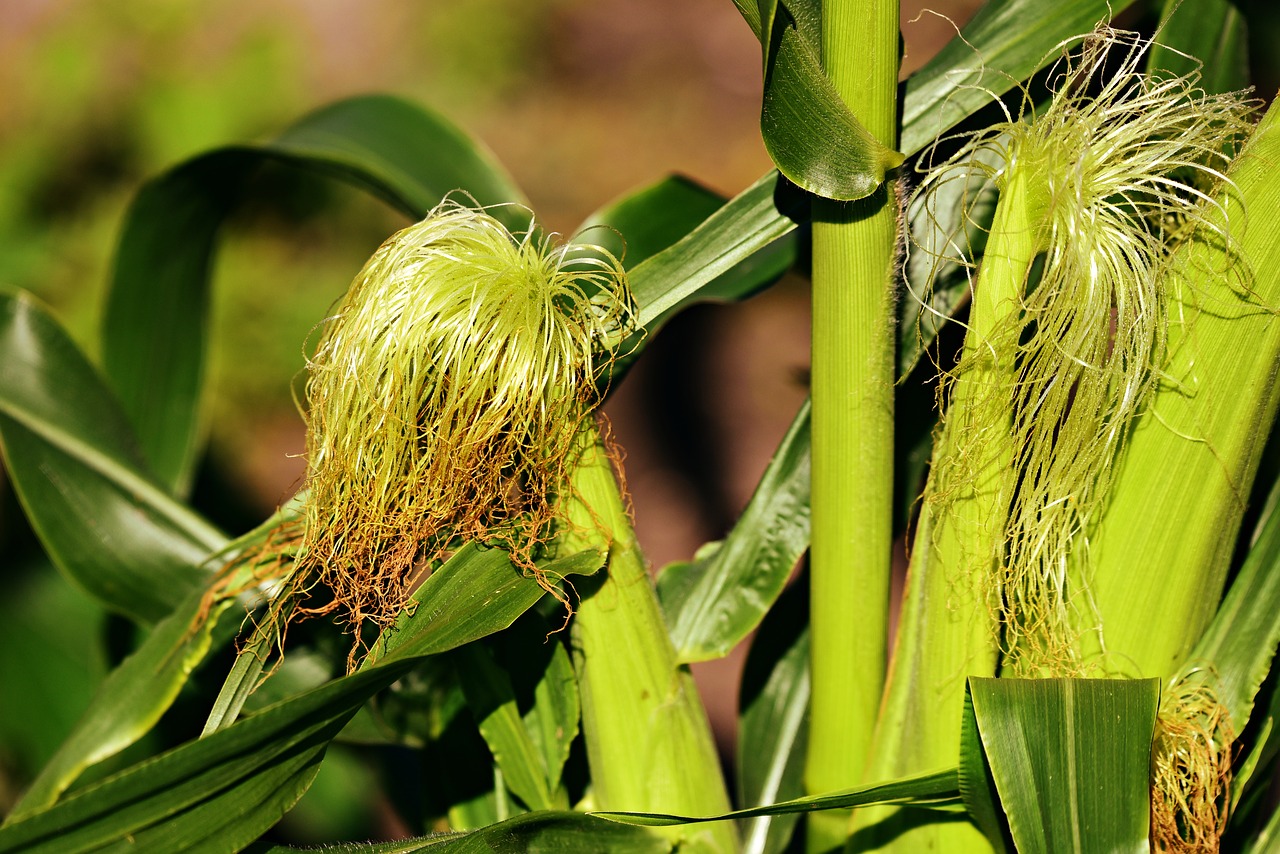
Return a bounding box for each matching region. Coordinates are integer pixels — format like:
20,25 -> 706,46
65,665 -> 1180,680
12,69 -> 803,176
7,587 -> 233,820
660,399 -> 809,663
593,767 -> 960,827
575,175 -> 727,269
0,547 -> 603,852
899,0 -> 1140,157
250,811 -> 673,853
455,623 -> 577,813
958,686 -> 1011,852
757,0 -> 903,199
1149,0 -> 1249,94
736,578 -> 810,854
0,291 -> 224,623
630,170 -> 804,330
101,95 -> 527,495
1191,476 -> 1280,736
966,678 -> 1159,854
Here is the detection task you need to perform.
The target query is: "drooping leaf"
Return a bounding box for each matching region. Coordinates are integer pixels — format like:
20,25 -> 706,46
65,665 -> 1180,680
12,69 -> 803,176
659,399 -> 809,663
736,576 -> 810,854
630,170 -> 805,330
966,678 -> 1160,854
754,0 -> 903,200
6,586 -> 234,820
899,0 -> 1140,156
101,95 -> 527,495
248,811 -> 673,853
0,548 -> 603,852
0,291 -> 225,624
1149,0 -> 1249,94
593,767 -> 961,827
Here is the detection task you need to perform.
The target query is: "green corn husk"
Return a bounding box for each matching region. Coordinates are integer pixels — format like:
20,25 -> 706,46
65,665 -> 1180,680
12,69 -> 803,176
856,27 -> 1256,851
562,432 -> 737,854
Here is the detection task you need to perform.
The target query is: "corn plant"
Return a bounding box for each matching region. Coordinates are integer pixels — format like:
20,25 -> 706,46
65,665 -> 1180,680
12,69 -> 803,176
4,0 -> 1280,851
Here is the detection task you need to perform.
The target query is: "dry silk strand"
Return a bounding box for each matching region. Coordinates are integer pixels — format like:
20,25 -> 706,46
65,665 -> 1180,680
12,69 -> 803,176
911,25 -> 1255,672
295,199 -> 635,649
1151,670 -> 1234,852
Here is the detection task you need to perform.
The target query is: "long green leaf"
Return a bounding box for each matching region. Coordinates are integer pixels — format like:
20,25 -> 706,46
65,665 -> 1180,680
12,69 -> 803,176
575,175 -> 727,268
578,174 -> 797,385
967,678 -> 1160,854
899,0 -> 1139,156
593,767 -> 961,827
7,587 -> 233,820
101,95 -> 527,495
754,0 -> 903,199
456,641 -> 567,812
0,291 -> 224,623
1189,476 -> 1280,736
630,170 -> 805,330
659,398 -> 809,663
736,578 -> 810,854
0,548 -> 603,852
958,687 -> 1011,852
250,811 -> 673,853
1149,0 -> 1249,94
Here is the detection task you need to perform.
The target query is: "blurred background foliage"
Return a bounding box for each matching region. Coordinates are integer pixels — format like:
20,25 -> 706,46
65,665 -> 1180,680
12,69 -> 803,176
3,0 -> 1279,843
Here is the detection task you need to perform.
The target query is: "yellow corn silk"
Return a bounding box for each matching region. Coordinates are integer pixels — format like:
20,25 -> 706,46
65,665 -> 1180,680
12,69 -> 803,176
913,26 -> 1254,674
294,200 -> 634,653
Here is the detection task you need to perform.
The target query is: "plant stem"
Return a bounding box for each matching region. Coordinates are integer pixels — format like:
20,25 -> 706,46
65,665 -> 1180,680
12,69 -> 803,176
564,428 -> 736,854
805,0 -> 899,849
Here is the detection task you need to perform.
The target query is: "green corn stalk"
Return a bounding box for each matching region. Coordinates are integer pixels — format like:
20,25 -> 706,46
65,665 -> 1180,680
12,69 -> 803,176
805,0 -> 900,849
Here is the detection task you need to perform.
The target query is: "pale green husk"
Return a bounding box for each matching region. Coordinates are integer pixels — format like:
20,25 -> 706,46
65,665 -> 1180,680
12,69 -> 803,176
911,26 -> 1254,673
295,199 -> 634,638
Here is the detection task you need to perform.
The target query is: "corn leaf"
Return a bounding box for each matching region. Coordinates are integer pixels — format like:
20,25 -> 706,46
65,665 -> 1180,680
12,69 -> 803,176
1189,475 -> 1280,736
1150,0 -> 1249,94
249,812 -> 673,853
579,174 -> 798,385
0,547 -> 603,852
593,767 -> 961,827
736,577 -> 810,854
958,687 -> 1011,853
6,586 -> 235,820
454,615 -> 578,815
899,0 -> 1140,155
966,678 -> 1160,854
659,398 -> 809,663
630,170 -> 806,329
101,95 -> 527,496
456,644 -> 560,811
751,0 -> 903,200
0,291 -> 224,623
575,175 -> 728,268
